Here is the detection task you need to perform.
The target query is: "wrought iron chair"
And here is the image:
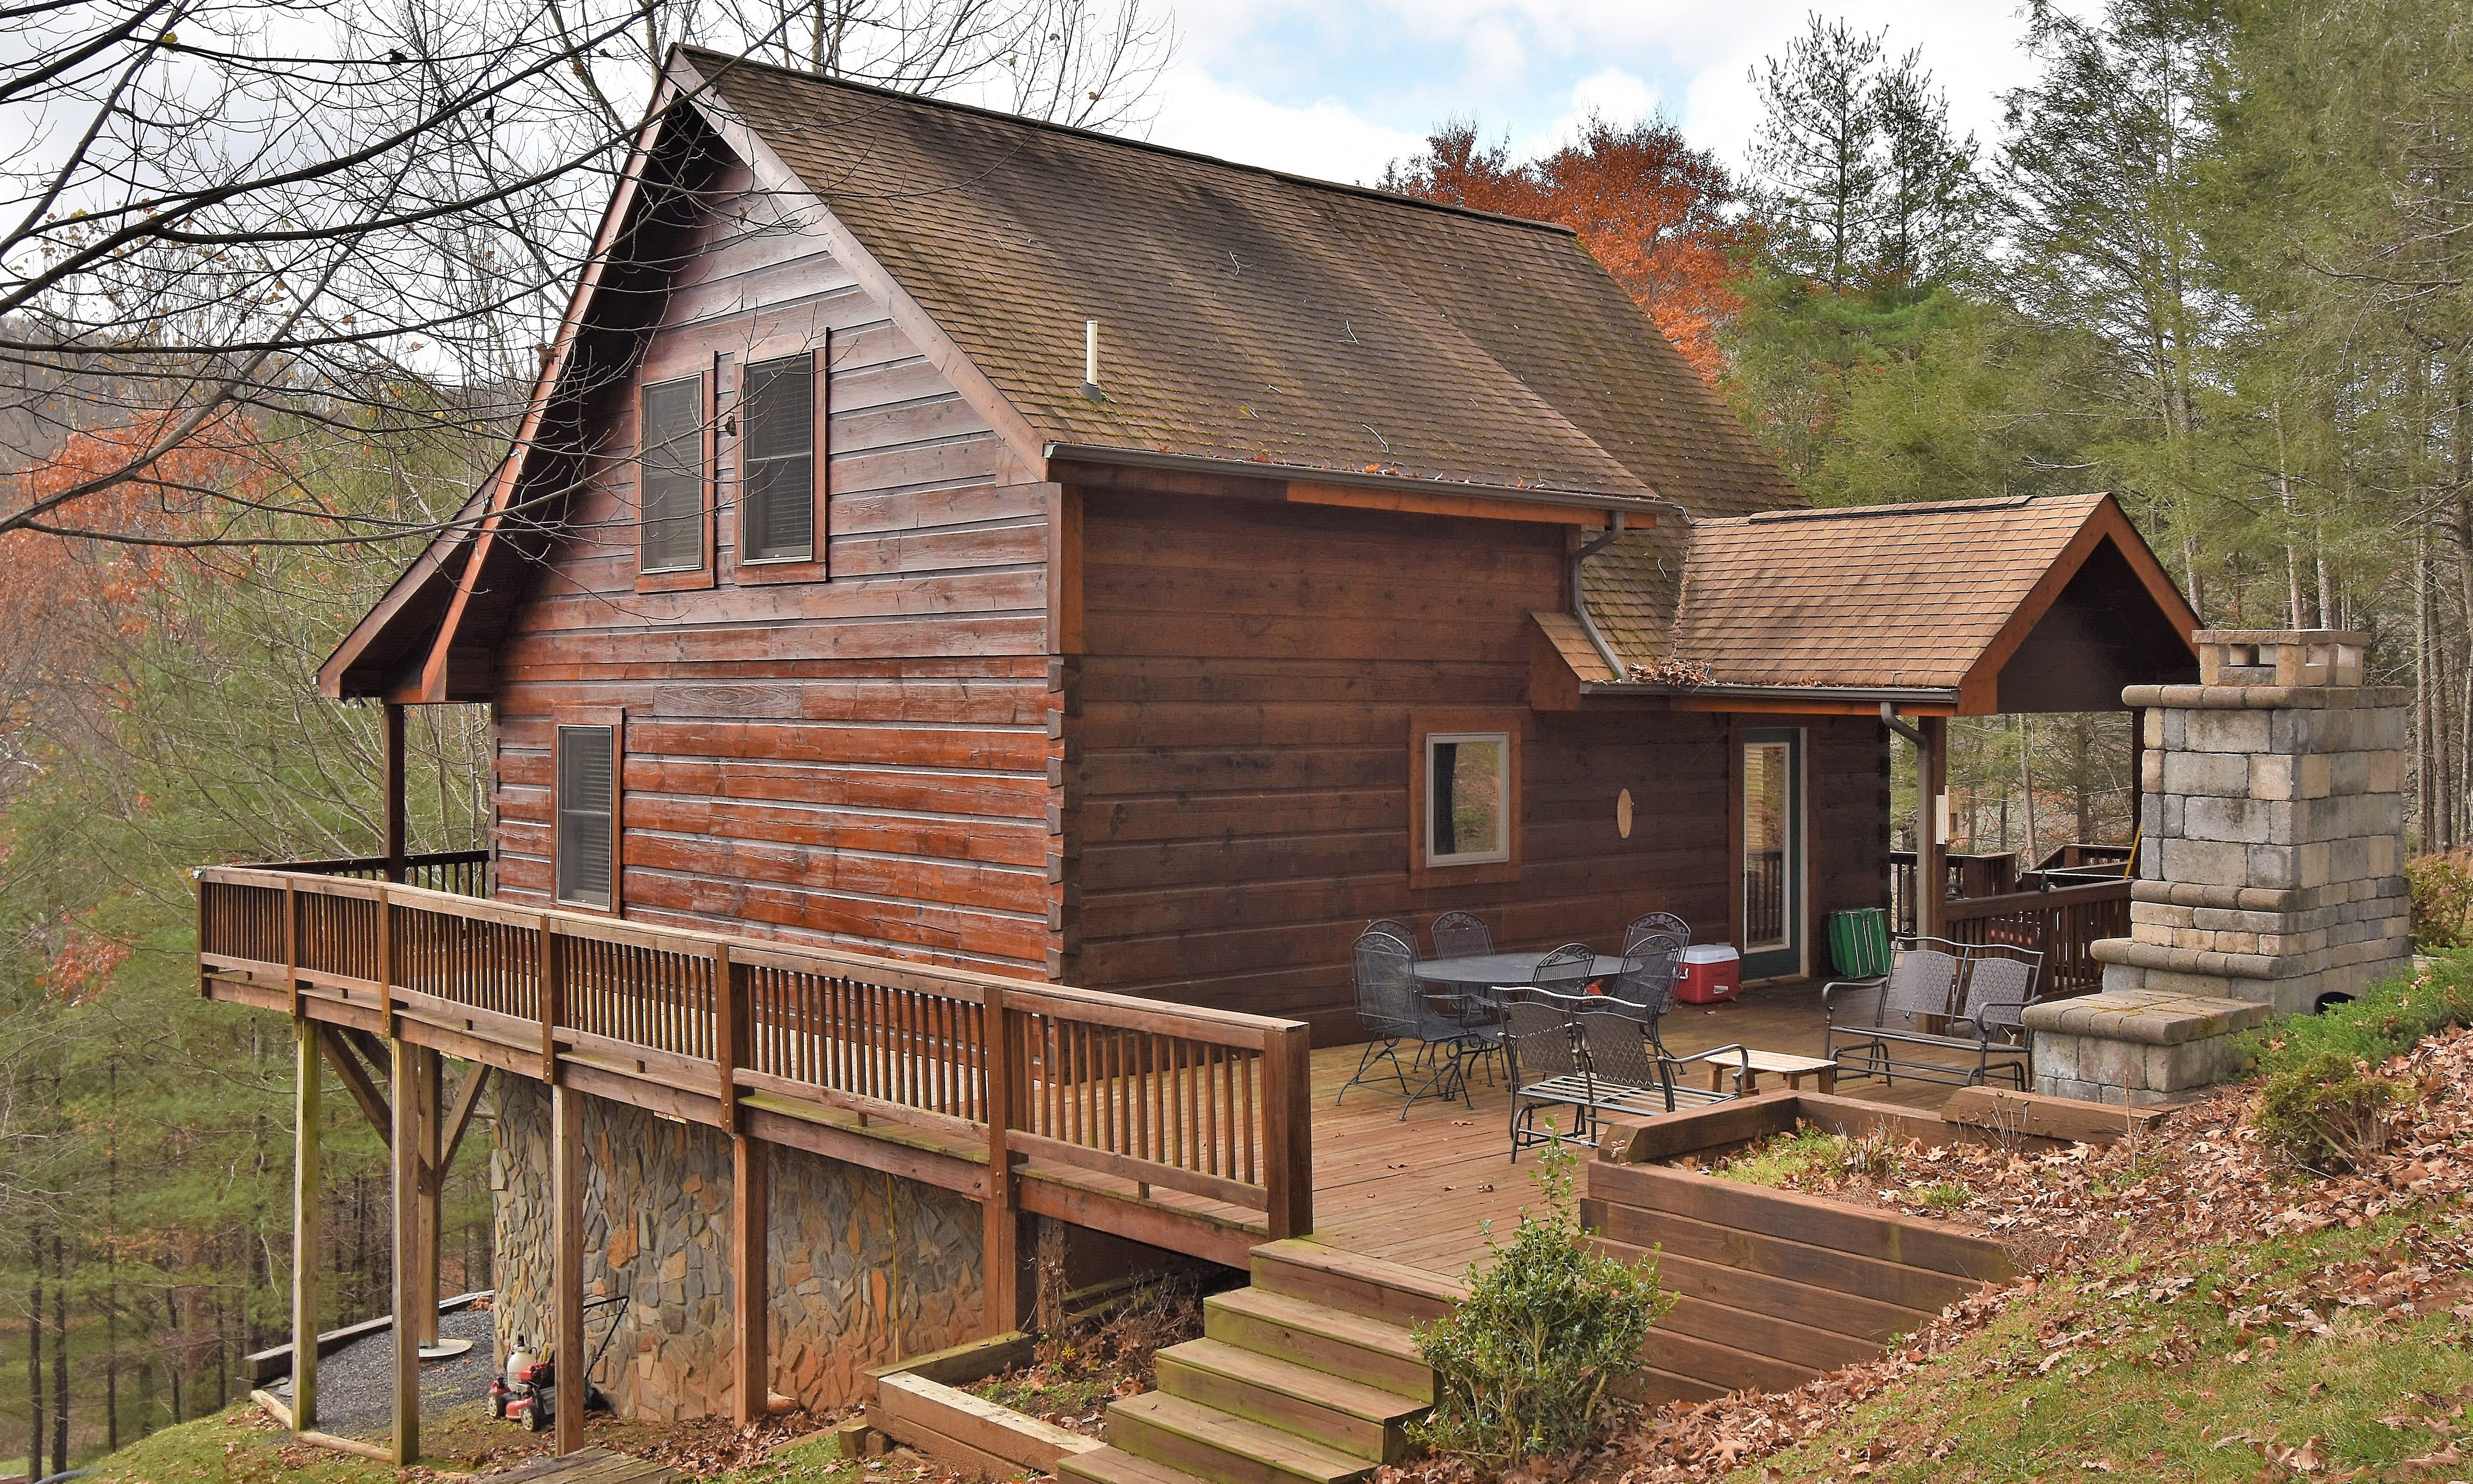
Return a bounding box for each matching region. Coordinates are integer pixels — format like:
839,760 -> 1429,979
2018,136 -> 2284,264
1532,941 -> 1600,996
1600,933 -> 1685,1047
1365,917 -> 1417,949
1338,930 -> 1469,1115
1504,993 -> 1593,1157
1429,910 -> 1493,960
1623,912 -> 1692,951
1574,1003 -> 1748,1116
1948,946 -> 2042,1090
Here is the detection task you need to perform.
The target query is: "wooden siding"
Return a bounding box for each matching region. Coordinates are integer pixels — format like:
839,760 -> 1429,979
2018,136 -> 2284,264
490,158 -> 1055,975
1067,490 -> 1892,1039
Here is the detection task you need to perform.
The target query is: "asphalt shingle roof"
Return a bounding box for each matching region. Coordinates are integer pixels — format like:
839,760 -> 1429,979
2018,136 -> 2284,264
1581,493 -> 2121,689
684,49 -> 1802,514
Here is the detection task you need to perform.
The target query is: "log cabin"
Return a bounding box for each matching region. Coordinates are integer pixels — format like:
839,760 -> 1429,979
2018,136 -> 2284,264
315,47 -> 2200,1037
197,46 -> 2212,1466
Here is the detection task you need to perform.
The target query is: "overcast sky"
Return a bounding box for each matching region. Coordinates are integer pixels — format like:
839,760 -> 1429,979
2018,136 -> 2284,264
1140,0 -> 2070,186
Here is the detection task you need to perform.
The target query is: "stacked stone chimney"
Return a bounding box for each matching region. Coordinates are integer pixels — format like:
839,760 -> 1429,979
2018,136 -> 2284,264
2091,630 -> 2410,1017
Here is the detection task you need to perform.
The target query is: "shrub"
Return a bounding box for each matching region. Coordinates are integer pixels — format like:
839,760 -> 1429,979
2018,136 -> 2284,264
2407,851 -> 2473,950
2243,949 -> 2473,1081
2250,1050 -> 2404,1173
1411,1140 -> 1673,1462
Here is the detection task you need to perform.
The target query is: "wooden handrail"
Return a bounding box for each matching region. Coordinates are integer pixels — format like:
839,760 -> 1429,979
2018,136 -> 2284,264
197,866 -> 1316,1239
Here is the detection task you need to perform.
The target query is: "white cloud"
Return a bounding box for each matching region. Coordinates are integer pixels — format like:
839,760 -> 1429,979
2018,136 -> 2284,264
1148,68 -> 1427,186
1142,0 -> 2081,183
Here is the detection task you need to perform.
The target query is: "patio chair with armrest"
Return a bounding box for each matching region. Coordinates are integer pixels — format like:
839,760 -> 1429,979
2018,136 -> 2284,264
1947,945 -> 2041,1090
1338,930 -> 1473,1115
1504,993 -> 1594,1157
1825,938 -> 2042,1088
1574,1003 -> 1749,1116
1599,934 -> 1684,1046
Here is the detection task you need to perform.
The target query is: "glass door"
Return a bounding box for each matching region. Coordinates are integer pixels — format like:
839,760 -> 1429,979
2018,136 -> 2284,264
1741,728 -> 1805,979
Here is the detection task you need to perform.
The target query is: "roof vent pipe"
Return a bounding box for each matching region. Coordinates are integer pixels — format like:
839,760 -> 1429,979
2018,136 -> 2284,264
1080,319 -> 1103,400
1573,511 -> 1627,681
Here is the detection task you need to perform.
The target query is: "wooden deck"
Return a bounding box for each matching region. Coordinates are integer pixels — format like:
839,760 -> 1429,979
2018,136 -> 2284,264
1304,979 -> 1973,1279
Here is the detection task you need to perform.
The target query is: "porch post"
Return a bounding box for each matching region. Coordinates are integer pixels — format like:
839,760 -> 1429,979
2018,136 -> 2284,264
552,1084 -> 586,1456
389,1040 -> 421,1465
291,1020 -> 320,1433
1916,716 -> 1948,940
383,703 -> 407,884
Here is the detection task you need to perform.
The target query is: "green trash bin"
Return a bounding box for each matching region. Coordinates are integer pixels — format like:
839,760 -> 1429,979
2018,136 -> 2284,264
1827,907 -> 1892,979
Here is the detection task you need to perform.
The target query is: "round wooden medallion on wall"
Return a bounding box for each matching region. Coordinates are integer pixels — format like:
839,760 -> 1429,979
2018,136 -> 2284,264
1616,787 -> 1634,839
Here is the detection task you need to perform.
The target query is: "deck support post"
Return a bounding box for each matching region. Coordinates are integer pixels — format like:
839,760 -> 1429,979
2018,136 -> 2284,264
383,703 -> 407,884
730,1133 -> 768,1426
982,985 -> 1020,1337
292,1019 -> 320,1433
552,1084 -> 586,1457
1916,715 -> 1948,941
415,1049 -> 442,1347
389,1040 -> 422,1465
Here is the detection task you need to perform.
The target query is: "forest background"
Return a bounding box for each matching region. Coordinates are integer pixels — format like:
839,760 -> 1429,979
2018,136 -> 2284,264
7,0 -> 2472,1471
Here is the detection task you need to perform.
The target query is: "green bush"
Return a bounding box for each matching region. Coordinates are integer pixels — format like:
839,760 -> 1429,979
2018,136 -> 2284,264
2406,851 -> 2473,950
1411,1141 -> 1673,1462
2243,949 -> 2473,1081
2251,1049 -> 2404,1173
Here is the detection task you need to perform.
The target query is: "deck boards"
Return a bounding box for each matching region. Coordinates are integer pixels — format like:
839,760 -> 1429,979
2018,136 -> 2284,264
1302,980 -> 1972,1279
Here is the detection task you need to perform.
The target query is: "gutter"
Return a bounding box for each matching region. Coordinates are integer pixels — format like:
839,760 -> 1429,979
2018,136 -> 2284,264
1039,442 -> 1668,517
1579,681 -> 1962,706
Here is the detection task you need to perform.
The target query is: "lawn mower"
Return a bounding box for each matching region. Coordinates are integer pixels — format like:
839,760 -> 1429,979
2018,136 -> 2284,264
490,1292 -> 628,1433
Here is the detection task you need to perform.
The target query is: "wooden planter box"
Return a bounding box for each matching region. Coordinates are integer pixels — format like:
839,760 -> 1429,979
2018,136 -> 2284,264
864,1330 -> 1104,1479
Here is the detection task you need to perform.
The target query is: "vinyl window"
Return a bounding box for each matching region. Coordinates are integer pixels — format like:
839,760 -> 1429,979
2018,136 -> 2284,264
1424,732 -> 1511,866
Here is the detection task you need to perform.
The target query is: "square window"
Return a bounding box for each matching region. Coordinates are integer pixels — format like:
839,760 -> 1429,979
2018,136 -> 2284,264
1425,732 -> 1510,866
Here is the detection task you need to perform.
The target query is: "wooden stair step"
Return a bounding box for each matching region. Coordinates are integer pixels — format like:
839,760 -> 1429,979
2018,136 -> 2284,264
1204,1289 -> 1432,1401
1059,1443 -> 1217,1484
1106,1392 -> 1377,1484
1248,1240 -> 1465,1328
1155,1338 -> 1428,1463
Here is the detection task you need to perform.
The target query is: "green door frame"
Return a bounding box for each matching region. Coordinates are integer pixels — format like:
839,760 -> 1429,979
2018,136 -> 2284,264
1740,727 -> 1805,980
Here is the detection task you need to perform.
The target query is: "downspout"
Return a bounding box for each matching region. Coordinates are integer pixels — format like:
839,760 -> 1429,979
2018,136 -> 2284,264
1573,512 -> 1627,682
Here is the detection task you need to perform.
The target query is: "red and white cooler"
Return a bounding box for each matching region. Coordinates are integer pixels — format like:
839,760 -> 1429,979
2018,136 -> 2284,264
1675,944 -> 1742,1004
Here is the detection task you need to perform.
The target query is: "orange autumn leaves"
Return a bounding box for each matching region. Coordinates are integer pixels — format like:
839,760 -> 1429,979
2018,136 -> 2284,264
1383,117 -> 1752,380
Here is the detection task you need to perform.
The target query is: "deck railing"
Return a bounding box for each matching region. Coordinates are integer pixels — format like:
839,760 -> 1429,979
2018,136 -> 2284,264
243,849 -> 495,897
1940,878 -> 2132,996
194,865 -> 1312,1240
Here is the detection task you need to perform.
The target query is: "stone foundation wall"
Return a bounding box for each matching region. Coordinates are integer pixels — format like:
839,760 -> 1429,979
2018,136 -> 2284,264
491,1081 -> 983,1421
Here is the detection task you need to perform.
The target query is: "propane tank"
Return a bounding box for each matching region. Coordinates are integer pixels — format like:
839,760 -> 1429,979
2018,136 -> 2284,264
505,1338 -> 535,1389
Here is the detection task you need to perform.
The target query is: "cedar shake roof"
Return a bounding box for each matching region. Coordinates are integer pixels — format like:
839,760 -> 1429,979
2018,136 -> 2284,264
1560,492 -> 2202,710
682,49 -> 1801,514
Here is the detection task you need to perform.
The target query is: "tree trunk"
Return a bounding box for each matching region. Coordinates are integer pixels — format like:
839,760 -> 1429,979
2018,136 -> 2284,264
51,1232 -> 67,1471
28,1229 -> 44,1484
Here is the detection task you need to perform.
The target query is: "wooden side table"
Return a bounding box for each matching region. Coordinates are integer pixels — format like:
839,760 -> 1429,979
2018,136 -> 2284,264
1709,1049 -> 1839,1096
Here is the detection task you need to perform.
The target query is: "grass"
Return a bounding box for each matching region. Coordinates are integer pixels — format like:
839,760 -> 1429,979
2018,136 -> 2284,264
80,1402 -> 958,1484
1722,1214 -> 2473,1482
1705,1122 -> 1907,1189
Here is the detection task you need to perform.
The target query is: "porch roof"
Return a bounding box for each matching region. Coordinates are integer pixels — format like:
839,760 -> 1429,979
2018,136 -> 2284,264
1550,491 -> 2201,715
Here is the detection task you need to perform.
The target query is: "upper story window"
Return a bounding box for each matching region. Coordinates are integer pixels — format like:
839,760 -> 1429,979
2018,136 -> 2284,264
740,352 -> 816,564
1425,732 -> 1512,866
554,723 -> 616,910
638,374 -> 705,574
